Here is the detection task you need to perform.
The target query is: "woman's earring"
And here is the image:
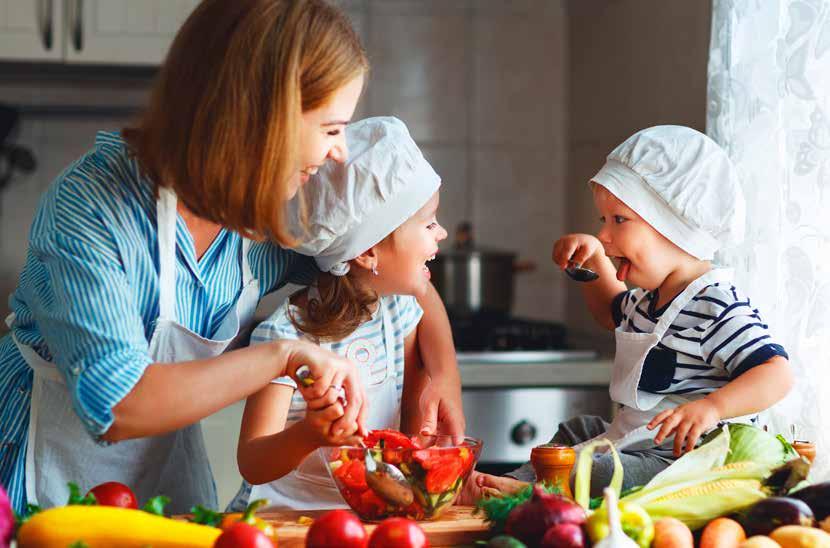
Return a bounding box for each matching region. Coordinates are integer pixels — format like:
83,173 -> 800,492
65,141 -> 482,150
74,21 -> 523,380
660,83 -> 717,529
372,265 -> 379,276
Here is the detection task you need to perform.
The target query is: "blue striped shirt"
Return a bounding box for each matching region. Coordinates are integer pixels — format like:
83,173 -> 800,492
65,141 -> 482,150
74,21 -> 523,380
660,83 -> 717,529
612,282 -> 788,396
227,293 -> 423,511
0,132 -> 317,513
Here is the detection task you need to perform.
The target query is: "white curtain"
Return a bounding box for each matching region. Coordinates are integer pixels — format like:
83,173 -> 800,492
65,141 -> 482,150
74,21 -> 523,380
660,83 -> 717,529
708,0 -> 830,480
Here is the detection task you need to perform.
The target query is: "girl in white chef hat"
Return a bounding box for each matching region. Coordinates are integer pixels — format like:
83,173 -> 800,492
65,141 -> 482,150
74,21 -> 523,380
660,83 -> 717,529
227,116 -> 455,512
480,125 -> 794,496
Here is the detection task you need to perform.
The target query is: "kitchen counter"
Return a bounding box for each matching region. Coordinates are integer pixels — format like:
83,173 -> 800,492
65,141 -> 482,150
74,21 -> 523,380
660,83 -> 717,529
458,356 -> 612,388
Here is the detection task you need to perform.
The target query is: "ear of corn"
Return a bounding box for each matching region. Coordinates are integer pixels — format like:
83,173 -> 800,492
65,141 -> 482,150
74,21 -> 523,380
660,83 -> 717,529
643,479 -> 766,531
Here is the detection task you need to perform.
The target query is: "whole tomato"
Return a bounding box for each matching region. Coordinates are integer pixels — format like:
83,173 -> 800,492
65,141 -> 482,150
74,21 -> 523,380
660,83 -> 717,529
86,481 -> 138,509
368,518 -> 428,548
306,509 -> 368,548
214,521 -> 275,548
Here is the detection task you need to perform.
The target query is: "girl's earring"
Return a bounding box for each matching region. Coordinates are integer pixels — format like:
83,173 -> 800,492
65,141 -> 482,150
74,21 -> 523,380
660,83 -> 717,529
372,265 -> 379,276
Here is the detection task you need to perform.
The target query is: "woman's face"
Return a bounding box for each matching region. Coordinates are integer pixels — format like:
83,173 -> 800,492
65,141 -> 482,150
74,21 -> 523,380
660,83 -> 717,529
290,74 -> 365,199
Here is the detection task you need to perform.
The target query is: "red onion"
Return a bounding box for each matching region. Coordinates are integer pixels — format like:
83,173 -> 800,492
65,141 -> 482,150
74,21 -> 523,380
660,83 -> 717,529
505,485 -> 586,546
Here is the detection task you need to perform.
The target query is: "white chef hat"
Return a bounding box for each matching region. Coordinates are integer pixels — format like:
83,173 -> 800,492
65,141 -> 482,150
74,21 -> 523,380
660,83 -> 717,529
290,116 -> 441,275
590,125 -> 745,260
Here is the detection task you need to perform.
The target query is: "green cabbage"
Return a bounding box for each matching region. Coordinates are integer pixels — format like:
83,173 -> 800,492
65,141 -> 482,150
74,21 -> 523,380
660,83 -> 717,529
703,423 -> 798,466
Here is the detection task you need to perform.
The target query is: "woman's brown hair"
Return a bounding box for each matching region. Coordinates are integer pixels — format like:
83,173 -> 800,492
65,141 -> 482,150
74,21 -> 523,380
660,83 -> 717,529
123,0 -> 367,244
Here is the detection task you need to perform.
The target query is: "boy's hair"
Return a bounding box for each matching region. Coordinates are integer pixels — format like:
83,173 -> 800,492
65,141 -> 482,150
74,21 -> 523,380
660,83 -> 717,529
123,0 -> 367,245
289,233 -> 395,341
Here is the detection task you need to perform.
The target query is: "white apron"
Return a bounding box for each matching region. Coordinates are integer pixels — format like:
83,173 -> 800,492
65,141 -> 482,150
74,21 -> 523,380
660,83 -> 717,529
249,297 -> 401,511
6,187 -> 260,513
576,268 -> 752,453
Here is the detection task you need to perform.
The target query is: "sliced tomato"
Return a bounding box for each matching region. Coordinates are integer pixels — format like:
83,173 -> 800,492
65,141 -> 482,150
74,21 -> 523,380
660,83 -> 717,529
425,458 -> 462,493
363,429 -> 414,449
382,448 -> 404,465
333,458 -> 368,492
458,447 -> 474,474
414,449 -> 459,470
358,489 -> 387,519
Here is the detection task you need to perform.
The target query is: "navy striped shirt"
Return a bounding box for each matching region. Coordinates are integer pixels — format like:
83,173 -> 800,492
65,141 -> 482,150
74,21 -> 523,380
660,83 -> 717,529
612,282 -> 788,396
0,132 -> 317,513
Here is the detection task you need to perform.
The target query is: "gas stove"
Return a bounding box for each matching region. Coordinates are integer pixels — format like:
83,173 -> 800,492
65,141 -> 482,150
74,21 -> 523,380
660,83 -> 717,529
450,312 -> 598,363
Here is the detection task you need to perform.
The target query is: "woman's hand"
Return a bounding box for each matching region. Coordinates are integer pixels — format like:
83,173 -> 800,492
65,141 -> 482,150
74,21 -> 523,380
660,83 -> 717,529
279,339 -> 368,437
418,377 -> 465,443
552,233 -> 605,270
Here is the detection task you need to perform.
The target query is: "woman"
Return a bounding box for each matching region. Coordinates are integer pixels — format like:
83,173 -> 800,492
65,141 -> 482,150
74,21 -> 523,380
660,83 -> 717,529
0,0 -> 462,514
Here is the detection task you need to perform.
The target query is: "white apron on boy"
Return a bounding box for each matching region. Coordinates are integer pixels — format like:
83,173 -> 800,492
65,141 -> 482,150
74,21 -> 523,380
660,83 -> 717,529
247,298 -> 401,511
575,268 -> 753,454
6,186 -> 260,513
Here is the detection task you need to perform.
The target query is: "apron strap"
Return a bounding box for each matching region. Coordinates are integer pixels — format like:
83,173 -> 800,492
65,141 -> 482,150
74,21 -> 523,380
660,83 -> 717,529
651,268 -> 734,337
379,298 -> 397,380
241,238 -> 254,286
156,187 -> 179,323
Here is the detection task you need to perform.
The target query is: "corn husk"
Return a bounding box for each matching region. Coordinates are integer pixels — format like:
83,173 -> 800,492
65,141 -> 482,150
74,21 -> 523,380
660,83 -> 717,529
574,426 -> 804,530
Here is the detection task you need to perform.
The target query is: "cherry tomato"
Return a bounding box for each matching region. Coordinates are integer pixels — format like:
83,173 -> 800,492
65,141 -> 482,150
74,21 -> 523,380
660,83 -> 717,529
214,521 -> 275,548
306,509 -> 368,548
86,481 -> 138,509
368,518 -> 428,548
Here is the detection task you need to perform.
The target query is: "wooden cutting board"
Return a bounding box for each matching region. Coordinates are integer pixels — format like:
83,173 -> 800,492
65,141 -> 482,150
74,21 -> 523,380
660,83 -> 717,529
259,506 -> 489,547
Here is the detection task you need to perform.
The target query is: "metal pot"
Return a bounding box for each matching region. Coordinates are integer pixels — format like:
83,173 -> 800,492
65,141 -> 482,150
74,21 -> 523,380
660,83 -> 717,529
430,222 -> 535,316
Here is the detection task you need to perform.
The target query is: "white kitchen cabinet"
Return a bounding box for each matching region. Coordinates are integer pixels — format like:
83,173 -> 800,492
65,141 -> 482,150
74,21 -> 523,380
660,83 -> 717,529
0,0 -> 64,61
65,0 -> 198,65
0,0 -> 199,65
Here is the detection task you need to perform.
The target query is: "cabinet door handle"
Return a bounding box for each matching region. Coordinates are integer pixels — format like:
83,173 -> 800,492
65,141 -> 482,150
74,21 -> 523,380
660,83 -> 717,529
68,0 -> 84,51
38,0 -> 53,50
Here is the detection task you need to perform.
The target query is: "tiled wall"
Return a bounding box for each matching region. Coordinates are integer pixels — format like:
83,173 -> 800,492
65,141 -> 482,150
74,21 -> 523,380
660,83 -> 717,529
0,0 -> 568,329
565,0 -> 712,345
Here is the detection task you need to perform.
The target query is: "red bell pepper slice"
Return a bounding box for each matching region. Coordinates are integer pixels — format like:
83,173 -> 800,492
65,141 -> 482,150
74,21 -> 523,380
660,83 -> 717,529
363,429 -> 415,450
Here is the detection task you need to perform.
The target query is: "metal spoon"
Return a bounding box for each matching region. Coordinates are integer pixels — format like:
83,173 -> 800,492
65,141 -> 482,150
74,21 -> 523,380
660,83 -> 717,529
564,262 -> 599,282
363,445 -> 414,507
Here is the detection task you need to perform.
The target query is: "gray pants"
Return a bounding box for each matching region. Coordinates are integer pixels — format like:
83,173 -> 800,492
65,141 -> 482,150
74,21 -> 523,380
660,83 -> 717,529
507,415 -> 676,498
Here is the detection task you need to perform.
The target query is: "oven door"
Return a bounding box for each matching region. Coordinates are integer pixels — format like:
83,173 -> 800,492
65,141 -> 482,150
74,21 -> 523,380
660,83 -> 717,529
462,386 -> 613,475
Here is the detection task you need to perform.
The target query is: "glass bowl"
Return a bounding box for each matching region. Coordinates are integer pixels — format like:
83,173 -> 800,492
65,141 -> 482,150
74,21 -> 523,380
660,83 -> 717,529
320,431 -> 482,521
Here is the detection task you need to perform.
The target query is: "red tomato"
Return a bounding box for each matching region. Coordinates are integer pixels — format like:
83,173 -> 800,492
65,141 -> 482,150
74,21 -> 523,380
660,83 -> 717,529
214,521 -> 275,548
368,518 -> 429,548
306,509 -> 368,548
86,481 -> 138,509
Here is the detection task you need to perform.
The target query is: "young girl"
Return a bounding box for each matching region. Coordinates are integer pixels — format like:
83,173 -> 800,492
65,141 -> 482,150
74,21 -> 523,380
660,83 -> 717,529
478,125 -> 794,497
228,117 -> 448,511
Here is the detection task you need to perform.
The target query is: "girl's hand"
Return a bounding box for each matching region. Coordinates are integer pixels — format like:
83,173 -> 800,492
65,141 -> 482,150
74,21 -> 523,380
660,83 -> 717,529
552,233 -> 605,270
647,399 -> 721,456
300,400 -> 363,447
280,339 -> 369,437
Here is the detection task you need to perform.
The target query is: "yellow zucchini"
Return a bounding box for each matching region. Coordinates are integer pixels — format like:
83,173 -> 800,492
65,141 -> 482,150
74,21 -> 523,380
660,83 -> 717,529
769,526 -> 830,548
17,505 -> 222,547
